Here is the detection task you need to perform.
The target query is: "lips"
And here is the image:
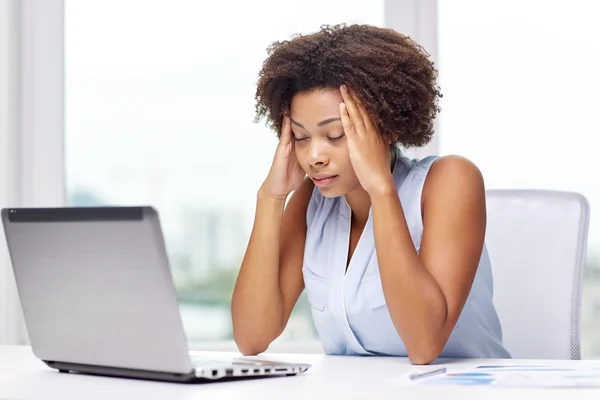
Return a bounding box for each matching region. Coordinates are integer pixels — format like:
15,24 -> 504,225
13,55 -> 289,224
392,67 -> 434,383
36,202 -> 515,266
311,174 -> 339,187
312,174 -> 338,181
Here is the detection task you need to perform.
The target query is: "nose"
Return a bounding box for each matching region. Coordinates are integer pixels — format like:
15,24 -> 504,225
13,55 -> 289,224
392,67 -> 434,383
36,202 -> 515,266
306,139 -> 329,167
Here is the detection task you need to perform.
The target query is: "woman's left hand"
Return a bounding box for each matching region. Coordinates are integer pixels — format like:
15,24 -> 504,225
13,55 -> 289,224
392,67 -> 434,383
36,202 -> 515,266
339,84 -> 395,196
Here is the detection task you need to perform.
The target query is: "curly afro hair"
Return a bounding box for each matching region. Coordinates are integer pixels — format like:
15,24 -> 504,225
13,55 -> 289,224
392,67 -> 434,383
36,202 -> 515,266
254,23 -> 442,148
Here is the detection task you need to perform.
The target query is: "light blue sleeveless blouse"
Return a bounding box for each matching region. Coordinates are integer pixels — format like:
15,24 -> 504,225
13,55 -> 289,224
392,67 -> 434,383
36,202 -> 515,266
302,150 -> 511,359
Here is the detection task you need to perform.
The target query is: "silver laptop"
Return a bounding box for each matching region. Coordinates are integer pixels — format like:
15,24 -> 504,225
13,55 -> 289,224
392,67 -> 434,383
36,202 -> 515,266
1,206 -> 310,383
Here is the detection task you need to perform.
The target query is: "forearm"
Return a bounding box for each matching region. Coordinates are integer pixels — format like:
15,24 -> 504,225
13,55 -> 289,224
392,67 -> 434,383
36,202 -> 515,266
231,188 -> 286,353
370,186 -> 448,363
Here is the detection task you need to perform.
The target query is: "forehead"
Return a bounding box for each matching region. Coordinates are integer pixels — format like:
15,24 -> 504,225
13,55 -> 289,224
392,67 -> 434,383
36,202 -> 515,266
290,89 -> 343,125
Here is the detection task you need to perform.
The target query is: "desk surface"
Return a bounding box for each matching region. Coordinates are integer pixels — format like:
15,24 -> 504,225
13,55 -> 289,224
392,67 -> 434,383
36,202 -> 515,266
1,345 -> 599,399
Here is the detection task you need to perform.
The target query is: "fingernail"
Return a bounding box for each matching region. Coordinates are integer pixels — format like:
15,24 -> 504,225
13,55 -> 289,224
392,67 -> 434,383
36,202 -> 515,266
341,84 -> 347,91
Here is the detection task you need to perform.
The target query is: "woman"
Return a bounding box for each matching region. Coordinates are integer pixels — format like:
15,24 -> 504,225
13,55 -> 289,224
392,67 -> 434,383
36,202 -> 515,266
231,23 -> 510,364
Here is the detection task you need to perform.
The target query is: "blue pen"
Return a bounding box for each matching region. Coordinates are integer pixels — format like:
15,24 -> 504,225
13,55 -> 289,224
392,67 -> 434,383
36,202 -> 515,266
408,367 -> 447,380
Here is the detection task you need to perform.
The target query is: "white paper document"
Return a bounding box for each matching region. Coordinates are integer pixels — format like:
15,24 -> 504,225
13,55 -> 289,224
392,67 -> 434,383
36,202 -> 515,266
397,364 -> 600,388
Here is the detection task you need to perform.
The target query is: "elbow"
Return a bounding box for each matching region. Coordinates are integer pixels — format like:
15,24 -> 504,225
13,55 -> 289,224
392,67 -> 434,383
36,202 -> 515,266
234,338 -> 269,356
408,352 -> 439,366
233,329 -> 272,356
237,344 -> 268,356
406,338 -> 445,365
404,305 -> 449,365
231,315 -> 283,356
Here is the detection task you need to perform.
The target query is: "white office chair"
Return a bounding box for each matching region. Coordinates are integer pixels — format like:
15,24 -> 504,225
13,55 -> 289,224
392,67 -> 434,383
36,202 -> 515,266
485,189 -> 590,360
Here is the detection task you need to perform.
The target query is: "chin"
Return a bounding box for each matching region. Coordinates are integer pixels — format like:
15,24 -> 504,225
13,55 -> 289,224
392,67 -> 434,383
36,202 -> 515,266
316,185 -> 346,198
317,189 -> 339,198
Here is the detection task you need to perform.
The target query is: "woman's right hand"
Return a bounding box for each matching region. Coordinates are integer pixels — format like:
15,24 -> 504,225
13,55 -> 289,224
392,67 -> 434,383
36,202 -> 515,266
262,115 -> 306,200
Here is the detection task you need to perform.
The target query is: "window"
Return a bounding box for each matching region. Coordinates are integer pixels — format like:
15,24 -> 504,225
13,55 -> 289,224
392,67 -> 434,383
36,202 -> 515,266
64,0 -> 384,345
437,0 -> 600,357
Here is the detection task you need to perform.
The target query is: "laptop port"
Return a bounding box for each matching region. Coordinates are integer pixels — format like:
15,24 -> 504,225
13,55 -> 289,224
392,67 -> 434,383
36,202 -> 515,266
241,369 -> 249,374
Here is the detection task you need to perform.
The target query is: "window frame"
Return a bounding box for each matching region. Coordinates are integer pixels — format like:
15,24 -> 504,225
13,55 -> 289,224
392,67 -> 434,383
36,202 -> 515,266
0,0 -> 65,345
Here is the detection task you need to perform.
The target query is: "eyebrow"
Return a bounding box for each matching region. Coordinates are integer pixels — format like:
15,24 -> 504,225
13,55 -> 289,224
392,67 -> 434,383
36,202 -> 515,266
290,117 -> 341,129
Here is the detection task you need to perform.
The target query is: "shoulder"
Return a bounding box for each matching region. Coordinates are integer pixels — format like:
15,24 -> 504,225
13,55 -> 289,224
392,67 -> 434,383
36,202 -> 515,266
426,155 -> 484,189
422,155 -> 485,213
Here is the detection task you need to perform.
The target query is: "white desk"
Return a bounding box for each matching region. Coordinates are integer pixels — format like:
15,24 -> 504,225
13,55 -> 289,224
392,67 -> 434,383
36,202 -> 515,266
1,345 -> 599,399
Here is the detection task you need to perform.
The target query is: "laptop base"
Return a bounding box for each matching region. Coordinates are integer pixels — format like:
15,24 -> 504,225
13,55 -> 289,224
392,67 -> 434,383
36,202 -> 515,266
45,360 -> 202,383
44,360 -> 302,384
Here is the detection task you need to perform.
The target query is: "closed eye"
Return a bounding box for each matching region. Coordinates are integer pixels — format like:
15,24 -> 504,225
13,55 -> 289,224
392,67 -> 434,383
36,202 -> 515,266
292,133 -> 344,142
328,133 -> 345,141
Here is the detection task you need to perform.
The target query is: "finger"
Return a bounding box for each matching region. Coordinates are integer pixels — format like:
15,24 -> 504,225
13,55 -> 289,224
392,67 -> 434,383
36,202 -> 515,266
279,115 -> 293,146
352,95 -> 377,134
347,87 -> 381,140
340,85 -> 365,134
339,102 -> 357,140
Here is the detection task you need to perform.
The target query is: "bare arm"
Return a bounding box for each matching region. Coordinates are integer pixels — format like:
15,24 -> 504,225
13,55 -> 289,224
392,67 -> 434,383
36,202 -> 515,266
370,155 -> 487,365
336,85 -> 485,364
231,177 -> 314,355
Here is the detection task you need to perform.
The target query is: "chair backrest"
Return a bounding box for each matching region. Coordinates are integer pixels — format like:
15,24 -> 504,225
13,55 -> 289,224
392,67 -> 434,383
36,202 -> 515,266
485,189 -> 590,360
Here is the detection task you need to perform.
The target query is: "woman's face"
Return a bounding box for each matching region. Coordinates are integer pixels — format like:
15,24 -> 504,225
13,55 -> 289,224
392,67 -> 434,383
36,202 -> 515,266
289,89 -> 361,198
